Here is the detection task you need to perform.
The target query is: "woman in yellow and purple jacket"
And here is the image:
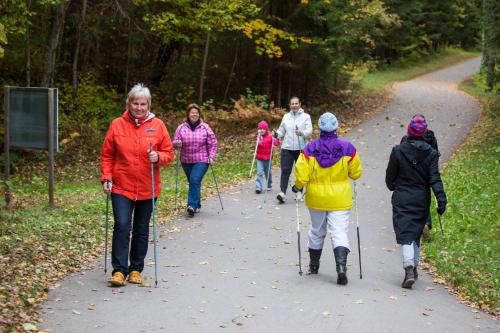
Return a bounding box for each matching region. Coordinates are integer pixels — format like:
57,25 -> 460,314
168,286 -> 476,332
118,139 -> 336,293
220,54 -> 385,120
292,112 -> 362,285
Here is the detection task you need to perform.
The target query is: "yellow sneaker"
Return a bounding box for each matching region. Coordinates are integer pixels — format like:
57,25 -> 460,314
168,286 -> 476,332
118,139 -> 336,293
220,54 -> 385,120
128,270 -> 142,284
108,272 -> 126,286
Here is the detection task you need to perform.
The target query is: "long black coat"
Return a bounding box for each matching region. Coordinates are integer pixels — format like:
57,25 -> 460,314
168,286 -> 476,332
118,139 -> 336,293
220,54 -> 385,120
385,137 -> 447,244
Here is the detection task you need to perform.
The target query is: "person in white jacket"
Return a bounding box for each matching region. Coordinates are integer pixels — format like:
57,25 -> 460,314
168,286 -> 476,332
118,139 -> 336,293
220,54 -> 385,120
273,97 -> 312,203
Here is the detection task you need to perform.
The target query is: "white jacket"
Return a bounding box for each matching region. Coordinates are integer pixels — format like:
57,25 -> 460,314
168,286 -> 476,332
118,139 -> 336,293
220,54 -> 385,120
276,108 -> 313,150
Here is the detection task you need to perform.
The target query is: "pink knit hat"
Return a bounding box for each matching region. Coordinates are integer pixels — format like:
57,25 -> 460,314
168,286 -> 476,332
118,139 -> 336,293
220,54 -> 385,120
407,114 -> 428,137
257,120 -> 269,130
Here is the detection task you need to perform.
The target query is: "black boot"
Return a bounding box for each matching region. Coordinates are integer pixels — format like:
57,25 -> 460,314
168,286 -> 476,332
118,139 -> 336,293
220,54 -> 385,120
307,248 -> 322,274
402,266 -> 415,288
413,266 -> 418,280
334,246 -> 349,285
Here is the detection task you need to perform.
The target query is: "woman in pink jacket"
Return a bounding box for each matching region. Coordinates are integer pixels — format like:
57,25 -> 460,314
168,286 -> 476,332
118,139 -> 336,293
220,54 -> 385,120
173,103 -> 218,217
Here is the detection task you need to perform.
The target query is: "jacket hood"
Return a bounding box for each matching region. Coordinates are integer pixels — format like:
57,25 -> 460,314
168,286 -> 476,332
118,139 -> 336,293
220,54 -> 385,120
399,137 -> 432,164
304,132 -> 346,168
122,110 -> 155,127
290,108 -> 305,116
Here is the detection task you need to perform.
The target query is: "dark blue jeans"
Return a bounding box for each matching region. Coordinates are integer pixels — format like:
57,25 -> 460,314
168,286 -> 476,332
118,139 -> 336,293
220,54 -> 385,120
181,162 -> 209,209
111,193 -> 154,275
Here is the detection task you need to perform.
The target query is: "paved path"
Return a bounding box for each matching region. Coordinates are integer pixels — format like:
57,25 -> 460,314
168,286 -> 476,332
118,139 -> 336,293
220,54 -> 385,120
41,57 -> 498,332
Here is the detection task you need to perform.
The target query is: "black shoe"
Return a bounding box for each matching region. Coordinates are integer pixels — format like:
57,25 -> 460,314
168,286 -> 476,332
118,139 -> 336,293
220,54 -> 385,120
187,206 -> 195,217
413,266 -> 418,280
194,207 -> 200,214
402,266 -> 415,288
255,189 -> 261,194
307,248 -> 322,275
334,246 -> 350,285
337,266 -> 348,285
277,192 -> 285,203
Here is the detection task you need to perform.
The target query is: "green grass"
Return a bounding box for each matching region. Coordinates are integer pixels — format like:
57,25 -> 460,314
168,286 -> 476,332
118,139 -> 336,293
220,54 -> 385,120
0,135 -> 264,332
362,48 -> 479,90
423,72 -> 499,313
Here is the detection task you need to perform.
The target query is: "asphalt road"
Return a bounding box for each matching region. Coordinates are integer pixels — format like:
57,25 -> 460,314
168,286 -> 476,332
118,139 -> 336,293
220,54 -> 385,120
40,57 -> 498,333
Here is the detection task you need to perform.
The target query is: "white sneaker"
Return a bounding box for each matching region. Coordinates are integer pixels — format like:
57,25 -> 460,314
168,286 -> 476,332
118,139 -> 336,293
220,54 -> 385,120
277,192 -> 286,203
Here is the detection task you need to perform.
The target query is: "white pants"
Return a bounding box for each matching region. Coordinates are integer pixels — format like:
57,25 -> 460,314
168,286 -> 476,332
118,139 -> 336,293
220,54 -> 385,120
402,241 -> 420,268
307,209 -> 351,251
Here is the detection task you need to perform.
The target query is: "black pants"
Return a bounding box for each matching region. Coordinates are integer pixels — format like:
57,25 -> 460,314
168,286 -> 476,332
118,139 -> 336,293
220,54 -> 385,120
280,149 -> 301,193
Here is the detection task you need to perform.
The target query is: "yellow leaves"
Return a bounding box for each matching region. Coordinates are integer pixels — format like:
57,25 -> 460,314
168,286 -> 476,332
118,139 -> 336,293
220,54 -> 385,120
241,19 -> 301,59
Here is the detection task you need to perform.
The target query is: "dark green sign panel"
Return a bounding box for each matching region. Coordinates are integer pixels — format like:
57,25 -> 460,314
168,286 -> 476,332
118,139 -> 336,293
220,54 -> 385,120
6,87 -> 58,151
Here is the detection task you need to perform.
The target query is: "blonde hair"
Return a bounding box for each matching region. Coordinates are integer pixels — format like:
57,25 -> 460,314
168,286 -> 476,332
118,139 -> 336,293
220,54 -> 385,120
126,83 -> 151,109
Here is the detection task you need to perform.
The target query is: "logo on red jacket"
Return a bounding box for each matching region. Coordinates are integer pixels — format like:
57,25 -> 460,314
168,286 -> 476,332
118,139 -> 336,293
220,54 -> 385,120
145,128 -> 157,133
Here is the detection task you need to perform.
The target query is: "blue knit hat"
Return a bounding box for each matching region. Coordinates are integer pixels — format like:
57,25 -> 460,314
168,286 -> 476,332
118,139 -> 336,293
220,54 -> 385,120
318,112 -> 338,132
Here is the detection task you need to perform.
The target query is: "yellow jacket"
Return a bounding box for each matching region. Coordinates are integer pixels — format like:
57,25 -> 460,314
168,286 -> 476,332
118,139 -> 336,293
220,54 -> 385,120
294,133 -> 362,211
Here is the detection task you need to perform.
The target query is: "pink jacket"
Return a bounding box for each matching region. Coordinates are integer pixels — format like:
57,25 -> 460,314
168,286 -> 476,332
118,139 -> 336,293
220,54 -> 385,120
173,121 -> 217,163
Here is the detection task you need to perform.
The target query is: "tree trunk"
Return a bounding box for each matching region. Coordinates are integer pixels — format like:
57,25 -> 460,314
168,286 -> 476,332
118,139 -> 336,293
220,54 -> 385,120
276,65 -> 282,108
72,0 -> 88,105
304,50 -> 310,105
486,55 -> 495,90
265,58 -> 272,101
198,31 -> 210,105
24,29 -> 31,87
223,42 -> 239,104
41,0 -> 69,87
125,18 -> 131,92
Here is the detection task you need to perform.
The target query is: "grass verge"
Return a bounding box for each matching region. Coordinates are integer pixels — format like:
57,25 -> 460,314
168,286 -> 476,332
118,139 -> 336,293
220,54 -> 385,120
0,134 -> 259,332
362,48 -> 479,90
422,72 -> 499,316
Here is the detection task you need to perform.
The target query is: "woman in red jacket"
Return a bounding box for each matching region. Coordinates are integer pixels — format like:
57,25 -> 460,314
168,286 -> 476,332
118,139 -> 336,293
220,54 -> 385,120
100,83 -> 174,286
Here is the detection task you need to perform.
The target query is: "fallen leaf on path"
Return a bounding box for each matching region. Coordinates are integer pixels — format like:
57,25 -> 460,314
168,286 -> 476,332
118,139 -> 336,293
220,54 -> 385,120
389,296 -> 398,301
425,287 -> 435,291
72,309 -> 81,315
22,323 -> 37,331
355,300 -> 364,304
322,311 -> 331,317
199,261 -> 209,265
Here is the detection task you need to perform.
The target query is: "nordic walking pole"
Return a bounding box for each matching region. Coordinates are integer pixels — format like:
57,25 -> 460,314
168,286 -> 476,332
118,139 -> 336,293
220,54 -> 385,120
263,136 -> 274,204
204,127 -> 224,211
174,153 -> 180,210
249,134 -> 260,177
295,190 -> 303,276
104,185 -> 110,274
354,182 -> 362,279
434,197 -> 444,235
437,214 -> 444,235
209,162 -> 224,211
149,143 -> 159,286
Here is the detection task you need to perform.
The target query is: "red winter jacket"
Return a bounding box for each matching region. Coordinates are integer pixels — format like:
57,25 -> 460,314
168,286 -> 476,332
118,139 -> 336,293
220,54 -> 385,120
100,111 -> 174,200
256,132 -> 280,161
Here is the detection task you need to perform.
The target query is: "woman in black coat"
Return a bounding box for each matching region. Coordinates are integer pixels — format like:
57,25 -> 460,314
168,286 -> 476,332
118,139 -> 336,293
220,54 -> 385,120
386,114 -> 447,289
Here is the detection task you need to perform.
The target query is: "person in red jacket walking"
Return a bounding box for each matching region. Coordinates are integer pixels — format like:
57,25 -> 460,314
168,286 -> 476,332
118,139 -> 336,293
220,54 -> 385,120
100,83 -> 174,286
255,120 -> 280,194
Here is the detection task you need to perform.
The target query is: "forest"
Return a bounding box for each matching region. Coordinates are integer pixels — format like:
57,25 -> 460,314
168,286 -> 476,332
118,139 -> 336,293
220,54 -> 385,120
1,0 -> 497,128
